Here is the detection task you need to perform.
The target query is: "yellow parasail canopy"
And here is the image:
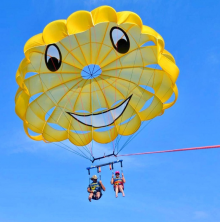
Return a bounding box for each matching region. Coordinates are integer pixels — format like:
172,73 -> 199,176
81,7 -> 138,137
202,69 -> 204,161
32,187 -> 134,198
15,5 -> 179,147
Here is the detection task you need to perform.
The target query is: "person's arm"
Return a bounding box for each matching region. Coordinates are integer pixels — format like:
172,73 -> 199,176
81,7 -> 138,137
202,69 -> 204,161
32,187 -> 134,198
122,173 -> 126,183
99,181 -> 106,191
111,174 -> 114,184
87,187 -> 94,193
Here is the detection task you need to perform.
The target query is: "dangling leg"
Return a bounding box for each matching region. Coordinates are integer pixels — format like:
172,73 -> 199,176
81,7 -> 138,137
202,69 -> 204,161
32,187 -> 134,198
88,192 -> 93,202
115,185 -> 119,198
95,192 -> 101,200
119,185 -> 125,197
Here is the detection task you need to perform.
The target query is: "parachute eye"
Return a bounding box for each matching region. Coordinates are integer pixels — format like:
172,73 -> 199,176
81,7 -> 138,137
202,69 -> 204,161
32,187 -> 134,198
45,44 -> 62,72
110,27 -> 130,54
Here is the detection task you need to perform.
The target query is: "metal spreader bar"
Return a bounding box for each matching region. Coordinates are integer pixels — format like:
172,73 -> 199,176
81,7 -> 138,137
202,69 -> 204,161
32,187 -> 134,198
91,152 -> 117,163
86,160 -> 123,175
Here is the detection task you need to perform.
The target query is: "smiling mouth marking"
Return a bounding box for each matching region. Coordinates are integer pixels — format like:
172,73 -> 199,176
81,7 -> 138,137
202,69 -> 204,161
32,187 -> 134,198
67,95 -> 132,128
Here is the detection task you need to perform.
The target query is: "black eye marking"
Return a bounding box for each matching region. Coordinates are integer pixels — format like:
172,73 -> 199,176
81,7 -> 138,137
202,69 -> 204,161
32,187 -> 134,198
110,27 -> 130,54
45,44 -> 62,72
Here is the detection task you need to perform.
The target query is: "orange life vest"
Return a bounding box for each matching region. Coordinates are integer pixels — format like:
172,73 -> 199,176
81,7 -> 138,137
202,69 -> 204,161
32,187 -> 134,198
113,177 -> 124,188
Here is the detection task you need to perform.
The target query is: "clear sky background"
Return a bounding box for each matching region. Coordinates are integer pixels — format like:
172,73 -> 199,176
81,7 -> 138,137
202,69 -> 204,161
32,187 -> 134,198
1,0 -> 220,222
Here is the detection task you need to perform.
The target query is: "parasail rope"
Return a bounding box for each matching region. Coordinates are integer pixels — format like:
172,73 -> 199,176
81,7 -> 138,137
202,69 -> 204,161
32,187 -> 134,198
117,145 -> 220,157
28,81 -> 93,159
93,78 -> 115,145
93,25 -> 116,152
116,119 -> 153,154
91,79 -> 94,156
43,46 -> 94,155
66,36 -> 94,154
114,30 -> 142,152
27,121 -> 92,161
29,61 -> 94,159
116,85 -> 171,155
114,24 -> 119,153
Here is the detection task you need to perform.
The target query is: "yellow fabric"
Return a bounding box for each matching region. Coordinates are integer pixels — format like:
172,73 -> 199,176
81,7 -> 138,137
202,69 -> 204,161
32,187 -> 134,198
91,6 -> 117,25
24,33 -> 45,60
43,20 -> 68,44
67,11 -> 93,34
15,5 -> 179,145
117,11 -> 142,28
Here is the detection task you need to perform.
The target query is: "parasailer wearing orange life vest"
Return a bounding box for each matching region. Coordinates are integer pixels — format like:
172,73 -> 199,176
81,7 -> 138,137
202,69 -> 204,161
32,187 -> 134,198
111,171 -> 125,198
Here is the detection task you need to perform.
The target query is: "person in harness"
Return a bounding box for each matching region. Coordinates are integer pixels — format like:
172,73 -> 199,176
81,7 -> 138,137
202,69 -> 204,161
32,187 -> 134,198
87,175 -> 106,202
111,171 -> 126,198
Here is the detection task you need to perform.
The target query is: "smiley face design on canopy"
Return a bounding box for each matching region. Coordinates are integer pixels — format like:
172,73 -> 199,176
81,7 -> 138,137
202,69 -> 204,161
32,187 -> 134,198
15,6 -> 179,146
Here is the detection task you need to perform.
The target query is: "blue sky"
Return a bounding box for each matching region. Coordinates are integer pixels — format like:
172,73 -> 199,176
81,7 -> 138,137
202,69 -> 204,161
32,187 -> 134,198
1,0 -> 220,221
